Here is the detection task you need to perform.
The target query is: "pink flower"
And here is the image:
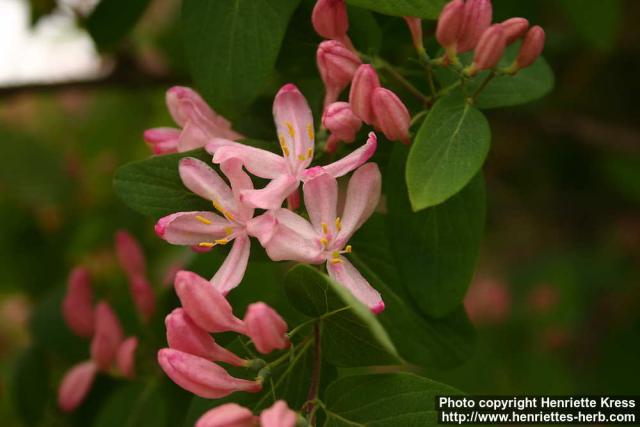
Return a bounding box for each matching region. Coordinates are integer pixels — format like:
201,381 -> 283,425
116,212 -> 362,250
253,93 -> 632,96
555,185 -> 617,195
244,303 -> 290,354
404,17 -> 424,52
116,336 -> 138,379
457,0 -> 493,53
155,157 -> 262,294
58,360 -> 97,412
371,88 -> 411,144
165,308 -> 247,366
317,40 -> 362,106
144,86 -> 243,155
173,271 -> 246,334
196,403 -> 258,427
436,0 -> 465,52
464,277 -> 511,326
468,24 -> 506,75
349,65 -> 381,125
206,84 -> 377,210
260,401 -> 297,427
250,163 -> 384,312
157,349 -> 262,399
62,267 -> 94,338
90,302 -> 124,370
311,0 -> 351,48
500,17 -> 529,44
129,275 -> 156,322
114,230 -> 146,279
515,25 -> 545,69
322,102 -> 362,151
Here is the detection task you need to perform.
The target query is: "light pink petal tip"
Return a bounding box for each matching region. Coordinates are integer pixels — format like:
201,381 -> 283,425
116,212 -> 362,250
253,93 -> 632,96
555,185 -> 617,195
58,361 -> 97,412
116,337 -> 138,379
196,403 -> 257,427
318,132 -> 377,179
260,400 -> 297,427
327,257 -> 384,313
211,234 -> 251,295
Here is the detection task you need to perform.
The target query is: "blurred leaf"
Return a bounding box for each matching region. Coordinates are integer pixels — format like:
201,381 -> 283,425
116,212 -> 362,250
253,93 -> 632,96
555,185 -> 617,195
92,381 -> 168,427
323,373 -> 463,426
348,6 -> 382,55
345,0 -> 445,19
86,0 -> 151,50
11,346 -> 50,427
391,146 -> 485,317
29,0 -> 57,25
406,94 -> 490,210
182,0 -> 301,118
284,264 -> 400,367
560,0 -> 622,51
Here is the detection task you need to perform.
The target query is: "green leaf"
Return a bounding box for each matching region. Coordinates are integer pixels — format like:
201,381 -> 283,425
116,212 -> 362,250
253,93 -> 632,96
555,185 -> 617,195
92,381 -> 170,427
182,0 -> 301,118
346,0 -> 445,19
407,95 -> 490,210
284,264 -> 400,367
86,0 -> 151,50
391,146 -> 485,317
11,346 -> 50,427
323,373 -> 463,426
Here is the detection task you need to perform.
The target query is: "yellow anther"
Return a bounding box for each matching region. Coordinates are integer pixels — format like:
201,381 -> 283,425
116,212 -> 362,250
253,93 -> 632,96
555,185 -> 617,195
298,154 -> 306,161
345,245 -> 352,253
212,200 -> 224,213
195,215 -> 212,225
285,121 -> 295,138
307,124 -> 314,141
306,148 -> 313,159
198,242 -> 215,248
320,237 -> 329,248
224,227 -> 234,236
335,217 -> 342,231
224,211 -> 235,221
330,257 -> 343,265
321,223 -> 329,235
214,239 -> 229,245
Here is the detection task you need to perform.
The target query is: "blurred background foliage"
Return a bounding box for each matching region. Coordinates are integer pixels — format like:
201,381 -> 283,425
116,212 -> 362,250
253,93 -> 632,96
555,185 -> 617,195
0,0 -> 639,425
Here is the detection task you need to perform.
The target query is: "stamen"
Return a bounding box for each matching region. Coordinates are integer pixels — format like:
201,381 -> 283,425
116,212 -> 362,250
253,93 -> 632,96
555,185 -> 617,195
224,227 -> 234,236
224,211 -> 235,221
195,215 -> 212,225
214,239 -> 229,245
279,135 -> 289,157
321,223 -> 329,235
211,200 -> 224,214
298,154 -> 306,161
307,124 -> 314,141
285,121 -> 295,138
335,217 -> 342,231
306,148 -> 313,159
198,242 -> 215,248
320,237 -> 329,248
330,258 -> 343,264
344,245 -> 352,253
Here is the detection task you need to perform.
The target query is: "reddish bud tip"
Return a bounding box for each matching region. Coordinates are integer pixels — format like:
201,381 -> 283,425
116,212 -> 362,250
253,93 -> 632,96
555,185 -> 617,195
370,88 -> 411,144
260,401 -> 297,427
115,230 -> 146,280
58,361 -> 97,412
244,302 -> 290,354
457,0 -> 493,53
516,25 -> 545,69
404,17 -> 424,51
471,24 -> 507,73
196,403 -> 257,427
90,302 -> 124,371
312,0 -> 349,40
317,40 -> 362,106
62,267 -> 94,338
348,64 -> 380,125
500,17 -> 529,44
116,336 -> 138,379
436,0 -> 465,49
322,102 -> 362,144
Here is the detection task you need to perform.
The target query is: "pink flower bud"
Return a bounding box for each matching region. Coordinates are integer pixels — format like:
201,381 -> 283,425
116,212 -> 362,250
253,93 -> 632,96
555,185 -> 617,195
260,401 -> 297,427
130,276 -> 156,322
174,271 -> 246,334
62,267 -> 94,338
116,336 -> 138,379
90,302 -> 124,370
143,127 -> 180,155
500,17 -> 529,44
58,361 -> 97,412
348,64 -> 380,125
404,17 -> 423,51
370,88 -> 411,144
457,0 -> 493,53
317,40 -> 362,106
436,0 -> 464,50
470,24 -> 506,74
114,230 -> 146,279
157,349 -> 262,399
322,102 -> 361,144
165,308 -> 247,366
515,25 -> 545,69
244,303 -> 289,354
312,0 -> 349,40
464,277 -> 511,326
196,403 -> 257,427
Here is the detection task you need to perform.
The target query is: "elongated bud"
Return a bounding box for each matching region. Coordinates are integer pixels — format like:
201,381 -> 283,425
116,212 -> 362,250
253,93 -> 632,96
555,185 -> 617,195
166,308 -> 247,366
371,88 -> 411,144
143,128 -> 180,155
457,0 -> 493,53
115,230 -> 146,279
515,25 -> 545,69
130,276 -> 156,322
436,0 -> 464,52
244,303 -> 290,354
468,24 -> 506,75
157,349 -> 262,399
90,302 -> 124,370
317,40 -> 362,106
174,271 -> 246,334
404,17 -> 424,52
196,403 -> 258,427
348,64 -> 380,125
62,267 -> 94,338
500,17 -> 529,44
58,361 -> 97,412
116,336 -> 138,379
322,102 -> 362,145
312,0 -> 348,40
260,401 -> 298,427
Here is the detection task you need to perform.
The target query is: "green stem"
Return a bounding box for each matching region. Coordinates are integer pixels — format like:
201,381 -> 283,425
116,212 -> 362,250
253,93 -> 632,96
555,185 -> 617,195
410,110 -> 429,127
470,71 -> 496,102
371,56 -> 430,105
304,323 -> 323,425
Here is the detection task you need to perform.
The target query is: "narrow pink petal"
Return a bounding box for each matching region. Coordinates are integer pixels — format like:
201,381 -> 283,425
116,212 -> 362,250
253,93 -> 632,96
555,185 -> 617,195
262,209 -> 324,263
273,84 -> 315,164
116,337 -> 138,379
207,141 -> 288,180
115,230 -> 146,279
176,120 -> 211,152
314,132 -> 377,179
220,158 -> 254,221
211,234 -> 251,295
179,157 -> 236,214
327,258 -> 384,313
166,86 -> 204,127
239,174 -> 298,210
261,400 -> 297,427
62,267 -> 94,338
302,172 -> 338,234
155,211 -> 233,246
130,276 -> 156,322
335,163 -> 381,246
90,302 -> 124,370
58,361 -> 97,412
245,211 -> 278,246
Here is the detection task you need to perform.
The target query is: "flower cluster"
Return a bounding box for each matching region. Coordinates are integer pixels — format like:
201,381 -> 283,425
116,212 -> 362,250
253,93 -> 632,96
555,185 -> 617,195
58,230 -> 154,411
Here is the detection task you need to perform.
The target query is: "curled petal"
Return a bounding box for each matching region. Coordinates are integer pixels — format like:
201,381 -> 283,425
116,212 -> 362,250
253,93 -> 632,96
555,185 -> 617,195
196,403 -> 257,427
144,127 -> 180,155
314,132 -> 377,180
273,84 -> 315,165
260,400 -> 297,427
246,211 -> 278,247
327,257 -> 384,314
58,361 -> 97,412
155,211 -> 233,246
211,234 -> 251,295
239,174 -> 298,210
62,267 -> 94,338
262,209 -> 324,263
220,159 -> 254,221
303,172 -> 338,234
208,141 -> 289,180
116,337 -> 138,379
179,158 -> 236,215
90,302 -> 124,370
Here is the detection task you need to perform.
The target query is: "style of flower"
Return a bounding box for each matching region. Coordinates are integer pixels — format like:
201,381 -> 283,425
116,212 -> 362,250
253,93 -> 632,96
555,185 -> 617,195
205,84 -> 377,210
249,163 -> 384,313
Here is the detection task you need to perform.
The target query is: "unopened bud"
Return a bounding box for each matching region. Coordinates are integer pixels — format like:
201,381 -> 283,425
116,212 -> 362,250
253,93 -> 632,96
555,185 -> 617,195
468,24 -> 506,75
322,102 -> 362,144
114,230 -> 146,279
244,303 -> 290,354
143,128 -> 180,155
515,25 -> 545,69
62,267 -> 94,338
130,275 -> 156,322
371,88 -> 411,144
116,336 -> 138,379
436,0 -> 464,53
348,64 -> 380,125
196,403 -> 257,427
500,17 -> 529,44
312,0 -> 349,40
90,302 -> 124,370
260,401 -> 297,427
404,17 -> 424,52
57,361 -> 97,412
317,40 -> 362,106
457,0 -> 493,53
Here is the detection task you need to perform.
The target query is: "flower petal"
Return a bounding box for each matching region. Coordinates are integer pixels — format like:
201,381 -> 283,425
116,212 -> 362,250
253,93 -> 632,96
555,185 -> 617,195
58,361 -> 97,412
273,84 -> 315,167
220,158 -> 254,221
179,157 -> 236,215
262,209 -> 323,263
239,174 -> 298,210
177,120 -> 210,152
327,257 -> 384,313
144,127 -> 180,155
211,234 -> 251,295
315,132 -> 377,179
303,171 -> 338,234
246,211 -> 278,246
155,211 -> 233,246
207,140 -> 288,180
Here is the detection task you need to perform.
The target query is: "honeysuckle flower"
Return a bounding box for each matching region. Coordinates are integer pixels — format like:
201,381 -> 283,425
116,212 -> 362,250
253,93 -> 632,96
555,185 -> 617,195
322,101 -> 362,152
144,86 -> 243,155
371,88 -> 411,144
58,360 -> 97,412
196,403 -> 258,427
90,302 -> 124,370
349,65 -> 380,125
115,230 -> 146,279
249,163 -> 384,313
514,25 -> 545,70
311,0 -> 352,50
436,0 -> 464,55
129,275 -> 156,322
467,24 -> 506,75
62,267 -> 94,338
404,17 -> 424,52
205,84 -> 378,210
317,40 -> 361,107
457,0 -> 493,53
500,17 -> 529,44
260,401 -> 297,427
115,337 -> 138,379
244,303 -> 290,354
155,157 -> 266,294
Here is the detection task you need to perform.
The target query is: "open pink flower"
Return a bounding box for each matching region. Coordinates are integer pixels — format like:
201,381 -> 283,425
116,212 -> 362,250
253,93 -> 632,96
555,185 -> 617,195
144,86 -> 243,155
205,84 -> 377,210
249,163 -> 384,312
155,158 -> 268,294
